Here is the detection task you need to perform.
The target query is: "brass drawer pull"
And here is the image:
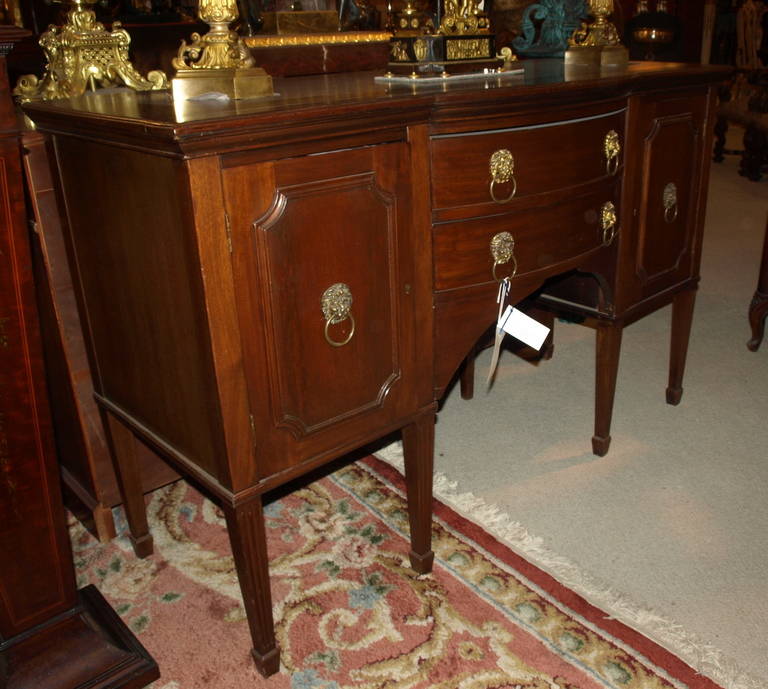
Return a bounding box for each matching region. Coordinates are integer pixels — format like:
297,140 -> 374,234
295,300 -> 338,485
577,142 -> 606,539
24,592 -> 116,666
604,130 -> 620,176
321,283 -> 355,347
601,201 -> 618,246
489,149 -> 517,203
663,182 -> 678,223
490,231 -> 517,281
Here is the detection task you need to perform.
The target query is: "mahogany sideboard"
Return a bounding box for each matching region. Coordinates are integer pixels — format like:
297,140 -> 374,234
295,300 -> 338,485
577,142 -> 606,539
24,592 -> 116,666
22,60 -> 726,676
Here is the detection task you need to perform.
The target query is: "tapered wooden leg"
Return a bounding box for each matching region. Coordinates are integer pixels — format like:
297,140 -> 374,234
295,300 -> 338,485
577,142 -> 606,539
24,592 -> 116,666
748,290 -> 768,351
92,503 -> 117,543
222,496 -> 280,677
459,350 -> 475,400
712,114 -> 727,163
401,411 -> 436,574
592,323 -> 623,457
667,289 -> 697,405
533,308 -> 555,360
104,412 -> 153,557
747,219 -> 768,352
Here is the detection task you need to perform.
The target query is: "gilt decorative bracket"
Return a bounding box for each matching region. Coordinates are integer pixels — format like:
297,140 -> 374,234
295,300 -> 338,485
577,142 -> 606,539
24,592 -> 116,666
14,0 -> 167,102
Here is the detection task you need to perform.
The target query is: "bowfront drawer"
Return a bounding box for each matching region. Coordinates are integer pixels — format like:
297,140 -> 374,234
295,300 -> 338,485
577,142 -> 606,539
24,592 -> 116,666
430,109 -> 625,217
433,183 -> 620,291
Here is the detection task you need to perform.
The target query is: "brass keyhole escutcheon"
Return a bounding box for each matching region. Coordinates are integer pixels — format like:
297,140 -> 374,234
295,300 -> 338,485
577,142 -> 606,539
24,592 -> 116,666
663,182 -> 678,223
601,201 -> 618,246
489,149 -> 517,203
490,231 -> 517,281
321,283 -> 355,347
604,130 -> 620,176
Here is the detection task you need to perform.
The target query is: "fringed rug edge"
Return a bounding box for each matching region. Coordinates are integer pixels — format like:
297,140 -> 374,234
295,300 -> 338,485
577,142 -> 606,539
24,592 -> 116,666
370,442 -> 762,689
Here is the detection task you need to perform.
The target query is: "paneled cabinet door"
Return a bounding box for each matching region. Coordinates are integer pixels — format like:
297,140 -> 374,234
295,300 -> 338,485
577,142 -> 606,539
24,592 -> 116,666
223,143 -> 418,480
628,91 -> 709,304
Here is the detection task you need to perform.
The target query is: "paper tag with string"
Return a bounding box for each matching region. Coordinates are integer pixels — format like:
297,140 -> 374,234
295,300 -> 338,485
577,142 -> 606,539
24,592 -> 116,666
486,278 -> 510,386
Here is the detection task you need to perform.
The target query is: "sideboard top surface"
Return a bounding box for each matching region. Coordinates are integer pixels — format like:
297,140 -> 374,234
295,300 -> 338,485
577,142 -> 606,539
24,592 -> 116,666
23,60 -> 729,156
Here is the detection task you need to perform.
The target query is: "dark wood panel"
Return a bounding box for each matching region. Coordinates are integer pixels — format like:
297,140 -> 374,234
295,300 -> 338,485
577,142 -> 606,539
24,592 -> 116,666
223,144 -> 424,481
626,90 -> 710,306
53,137 -> 227,485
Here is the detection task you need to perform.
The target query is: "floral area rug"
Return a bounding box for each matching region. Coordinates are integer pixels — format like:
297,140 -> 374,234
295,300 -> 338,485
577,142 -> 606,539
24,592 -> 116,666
71,457 -> 723,689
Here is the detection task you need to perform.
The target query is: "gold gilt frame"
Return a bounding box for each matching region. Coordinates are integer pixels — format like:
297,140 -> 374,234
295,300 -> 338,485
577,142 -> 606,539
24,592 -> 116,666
244,31 -> 391,48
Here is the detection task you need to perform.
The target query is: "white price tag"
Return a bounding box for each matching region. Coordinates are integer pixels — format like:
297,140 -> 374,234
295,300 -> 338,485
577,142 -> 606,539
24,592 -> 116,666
498,305 -> 551,351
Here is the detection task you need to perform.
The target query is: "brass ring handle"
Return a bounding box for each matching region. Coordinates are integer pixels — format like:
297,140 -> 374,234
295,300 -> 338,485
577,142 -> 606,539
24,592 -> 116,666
490,231 -> 517,281
663,182 -> 678,224
489,176 -> 517,204
600,201 -> 618,247
324,314 -> 355,347
492,256 -> 518,282
321,283 -> 355,347
604,130 -> 621,177
489,149 -> 517,204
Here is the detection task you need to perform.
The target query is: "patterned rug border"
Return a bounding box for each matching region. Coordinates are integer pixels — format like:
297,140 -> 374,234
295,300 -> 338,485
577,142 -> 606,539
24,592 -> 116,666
369,445 -> 762,689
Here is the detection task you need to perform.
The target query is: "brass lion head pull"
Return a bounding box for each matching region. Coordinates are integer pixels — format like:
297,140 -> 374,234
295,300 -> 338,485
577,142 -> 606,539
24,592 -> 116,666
663,182 -> 678,223
321,283 -> 355,347
490,231 -> 517,281
604,130 -> 620,176
601,201 -> 618,246
489,149 -> 517,203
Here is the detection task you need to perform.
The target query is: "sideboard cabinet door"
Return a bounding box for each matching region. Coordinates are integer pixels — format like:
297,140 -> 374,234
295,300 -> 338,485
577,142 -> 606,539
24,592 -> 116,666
222,143 -> 421,480
625,90 -> 711,306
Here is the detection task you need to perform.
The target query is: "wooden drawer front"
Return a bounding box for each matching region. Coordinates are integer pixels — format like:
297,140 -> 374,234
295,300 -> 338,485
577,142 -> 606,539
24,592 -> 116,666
433,184 -> 619,291
430,109 -> 625,216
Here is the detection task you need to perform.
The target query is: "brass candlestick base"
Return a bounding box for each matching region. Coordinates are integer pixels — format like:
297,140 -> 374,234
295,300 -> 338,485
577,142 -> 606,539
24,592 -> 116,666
565,0 -> 628,67
172,0 -> 273,101
13,0 -> 167,102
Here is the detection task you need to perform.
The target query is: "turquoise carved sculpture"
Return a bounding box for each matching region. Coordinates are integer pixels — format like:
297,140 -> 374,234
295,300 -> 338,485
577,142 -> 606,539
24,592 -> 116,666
512,0 -> 588,58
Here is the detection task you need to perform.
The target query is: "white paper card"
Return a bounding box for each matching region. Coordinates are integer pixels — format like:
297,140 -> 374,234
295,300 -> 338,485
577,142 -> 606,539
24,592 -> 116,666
498,306 -> 551,350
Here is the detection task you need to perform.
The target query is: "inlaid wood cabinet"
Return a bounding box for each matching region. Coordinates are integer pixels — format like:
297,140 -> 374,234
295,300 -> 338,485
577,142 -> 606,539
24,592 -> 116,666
22,61 -> 726,677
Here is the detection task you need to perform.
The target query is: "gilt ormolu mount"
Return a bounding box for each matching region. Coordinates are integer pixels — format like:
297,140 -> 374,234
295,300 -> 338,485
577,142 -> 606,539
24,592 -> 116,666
386,0 -> 507,76
13,0 -> 167,102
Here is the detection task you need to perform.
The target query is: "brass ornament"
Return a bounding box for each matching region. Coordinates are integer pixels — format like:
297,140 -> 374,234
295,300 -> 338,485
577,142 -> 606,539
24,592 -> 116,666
600,201 -> 618,246
489,149 -> 517,203
565,0 -> 628,67
321,283 -> 355,347
244,31 -> 391,48
439,0 -> 490,36
413,38 -> 429,61
604,130 -> 620,176
663,182 -> 678,223
569,0 -> 622,48
13,0 -> 167,102
172,0 -> 273,101
490,231 -> 518,281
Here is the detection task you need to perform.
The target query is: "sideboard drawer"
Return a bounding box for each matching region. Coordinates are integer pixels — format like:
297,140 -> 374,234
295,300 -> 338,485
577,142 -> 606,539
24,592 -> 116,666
433,184 -> 620,292
430,109 -> 625,215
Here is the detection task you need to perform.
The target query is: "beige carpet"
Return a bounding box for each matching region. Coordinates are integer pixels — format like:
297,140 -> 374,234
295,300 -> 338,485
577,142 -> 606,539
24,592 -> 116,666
378,139 -> 767,689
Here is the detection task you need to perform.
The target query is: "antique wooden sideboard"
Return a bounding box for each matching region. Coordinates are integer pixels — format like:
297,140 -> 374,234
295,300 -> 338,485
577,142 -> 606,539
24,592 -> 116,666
23,60 -> 726,676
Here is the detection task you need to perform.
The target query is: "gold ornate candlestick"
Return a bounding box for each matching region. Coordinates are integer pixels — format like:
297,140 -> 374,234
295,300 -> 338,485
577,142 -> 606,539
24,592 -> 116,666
565,0 -> 628,67
13,0 -> 167,102
172,0 -> 273,100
